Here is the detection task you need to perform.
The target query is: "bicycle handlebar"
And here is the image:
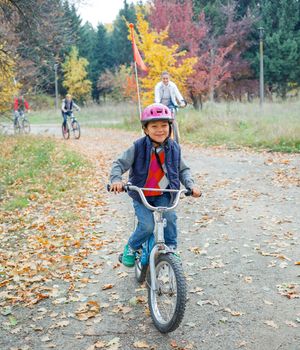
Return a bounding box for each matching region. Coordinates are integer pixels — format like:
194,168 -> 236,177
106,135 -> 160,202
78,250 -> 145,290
107,184 -> 192,212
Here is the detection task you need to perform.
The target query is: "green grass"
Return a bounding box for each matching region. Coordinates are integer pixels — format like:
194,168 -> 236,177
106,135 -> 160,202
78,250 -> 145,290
29,102 -> 138,128
28,100 -> 300,152
4,197 -> 29,211
0,135 -> 90,210
176,100 -> 300,152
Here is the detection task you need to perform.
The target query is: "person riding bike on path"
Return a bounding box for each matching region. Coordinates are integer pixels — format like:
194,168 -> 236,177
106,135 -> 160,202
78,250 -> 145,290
61,93 -> 80,132
154,71 -> 186,113
109,103 -> 201,267
13,95 -> 30,126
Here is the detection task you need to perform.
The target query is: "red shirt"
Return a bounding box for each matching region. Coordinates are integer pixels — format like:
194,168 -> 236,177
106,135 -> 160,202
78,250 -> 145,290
14,97 -> 29,111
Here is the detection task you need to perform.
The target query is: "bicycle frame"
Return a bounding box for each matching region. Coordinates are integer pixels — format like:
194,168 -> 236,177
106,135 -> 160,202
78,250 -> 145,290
124,185 -> 188,292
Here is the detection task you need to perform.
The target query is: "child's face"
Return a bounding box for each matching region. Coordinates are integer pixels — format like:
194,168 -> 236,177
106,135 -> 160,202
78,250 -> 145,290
162,74 -> 169,86
144,120 -> 170,143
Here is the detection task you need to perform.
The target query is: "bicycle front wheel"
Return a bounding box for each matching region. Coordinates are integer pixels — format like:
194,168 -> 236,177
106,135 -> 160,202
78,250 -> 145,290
22,119 -> 31,134
62,123 -> 70,139
71,120 -> 80,139
148,253 -> 187,333
172,120 -> 180,144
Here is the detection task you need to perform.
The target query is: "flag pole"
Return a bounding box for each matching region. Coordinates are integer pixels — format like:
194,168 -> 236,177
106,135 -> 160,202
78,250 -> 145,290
129,23 -> 142,120
133,61 -> 142,120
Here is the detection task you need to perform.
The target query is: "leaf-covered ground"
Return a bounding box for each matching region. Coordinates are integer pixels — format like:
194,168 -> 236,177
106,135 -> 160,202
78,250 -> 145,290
0,129 -> 299,350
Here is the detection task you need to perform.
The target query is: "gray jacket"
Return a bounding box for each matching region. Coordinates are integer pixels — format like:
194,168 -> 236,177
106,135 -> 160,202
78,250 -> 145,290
110,144 -> 195,190
154,81 -> 184,107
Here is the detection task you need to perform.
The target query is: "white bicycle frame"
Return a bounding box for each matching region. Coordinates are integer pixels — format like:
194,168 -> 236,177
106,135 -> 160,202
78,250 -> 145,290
125,185 -> 188,292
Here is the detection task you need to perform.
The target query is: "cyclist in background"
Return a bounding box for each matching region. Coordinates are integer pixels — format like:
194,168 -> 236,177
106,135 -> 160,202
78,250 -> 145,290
154,71 -> 186,113
61,93 -> 80,132
13,95 -> 30,127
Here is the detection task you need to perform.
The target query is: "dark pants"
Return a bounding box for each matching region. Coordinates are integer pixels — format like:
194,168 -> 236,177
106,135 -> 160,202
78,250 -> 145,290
14,110 -> 24,125
62,111 -> 72,127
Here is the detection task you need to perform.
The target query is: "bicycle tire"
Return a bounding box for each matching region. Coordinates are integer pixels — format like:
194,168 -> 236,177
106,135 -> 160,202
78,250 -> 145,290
62,123 -> 70,139
22,119 -> 31,134
135,257 -> 148,283
148,253 -> 187,333
172,120 -> 180,144
72,120 -> 81,139
14,121 -> 21,134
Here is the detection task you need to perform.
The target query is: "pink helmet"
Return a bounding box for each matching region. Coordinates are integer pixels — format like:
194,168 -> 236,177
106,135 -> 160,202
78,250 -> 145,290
141,103 -> 173,125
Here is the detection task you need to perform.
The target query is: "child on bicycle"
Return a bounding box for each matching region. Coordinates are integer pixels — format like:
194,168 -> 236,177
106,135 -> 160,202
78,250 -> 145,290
13,95 -> 30,126
61,93 -> 80,131
109,103 -> 201,267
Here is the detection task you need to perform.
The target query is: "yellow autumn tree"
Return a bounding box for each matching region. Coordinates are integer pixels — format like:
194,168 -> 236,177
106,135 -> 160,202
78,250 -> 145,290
132,11 -> 197,106
0,44 -> 19,114
62,46 -> 92,102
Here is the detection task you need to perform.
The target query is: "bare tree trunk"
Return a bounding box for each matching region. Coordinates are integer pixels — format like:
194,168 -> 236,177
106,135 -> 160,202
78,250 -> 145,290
191,93 -> 203,110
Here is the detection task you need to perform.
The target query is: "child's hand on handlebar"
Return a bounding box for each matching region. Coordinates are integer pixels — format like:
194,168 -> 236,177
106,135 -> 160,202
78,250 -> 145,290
191,187 -> 202,198
110,182 -> 124,193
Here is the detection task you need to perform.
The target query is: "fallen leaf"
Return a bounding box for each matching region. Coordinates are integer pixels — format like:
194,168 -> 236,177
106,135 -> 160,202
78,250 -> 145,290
277,283 -> 300,299
189,287 -> 203,294
41,335 -> 52,342
133,341 -> 150,348
197,300 -> 219,306
264,320 -> 279,329
189,247 -> 201,255
102,284 -> 114,290
285,320 -> 298,328
1,306 -> 12,316
75,301 -> 100,321
106,337 -> 120,350
94,340 -> 106,348
170,340 -> 178,349
244,276 -> 253,284
224,308 -> 244,316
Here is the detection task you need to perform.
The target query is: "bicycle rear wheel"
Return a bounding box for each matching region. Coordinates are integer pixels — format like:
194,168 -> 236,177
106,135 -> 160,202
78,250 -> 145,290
14,122 -> 21,134
148,253 -> 187,333
62,123 -> 70,139
22,119 -> 31,134
72,120 -> 80,139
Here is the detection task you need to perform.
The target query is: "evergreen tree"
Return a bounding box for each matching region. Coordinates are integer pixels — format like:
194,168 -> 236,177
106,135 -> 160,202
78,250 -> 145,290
258,0 -> 300,97
91,24 -> 113,101
62,1 -> 82,47
110,0 -> 137,66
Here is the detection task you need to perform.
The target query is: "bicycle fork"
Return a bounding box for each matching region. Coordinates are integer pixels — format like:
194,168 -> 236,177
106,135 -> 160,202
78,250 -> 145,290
149,210 -> 168,292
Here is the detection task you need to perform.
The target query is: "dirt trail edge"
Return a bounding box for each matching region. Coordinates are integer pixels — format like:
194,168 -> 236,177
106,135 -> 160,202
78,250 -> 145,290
1,127 -> 299,350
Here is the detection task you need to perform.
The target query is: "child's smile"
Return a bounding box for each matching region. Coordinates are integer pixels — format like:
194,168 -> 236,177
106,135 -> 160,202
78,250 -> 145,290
145,120 -> 170,144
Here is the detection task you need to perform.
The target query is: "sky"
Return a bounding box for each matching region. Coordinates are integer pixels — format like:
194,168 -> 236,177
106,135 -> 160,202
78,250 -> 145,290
77,0 -> 143,27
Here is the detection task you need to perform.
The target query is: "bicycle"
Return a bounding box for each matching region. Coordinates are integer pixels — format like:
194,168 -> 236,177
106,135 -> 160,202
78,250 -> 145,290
14,110 -> 30,134
169,100 -> 187,144
62,112 -> 81,140
110,184 -> 192,333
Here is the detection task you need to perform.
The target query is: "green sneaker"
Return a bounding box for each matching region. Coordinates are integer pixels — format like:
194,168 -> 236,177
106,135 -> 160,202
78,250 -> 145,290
122,244 -> 136,267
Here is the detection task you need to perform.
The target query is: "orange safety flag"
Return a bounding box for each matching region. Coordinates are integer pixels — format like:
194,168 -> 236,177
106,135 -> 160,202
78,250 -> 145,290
129,23 -> 148,71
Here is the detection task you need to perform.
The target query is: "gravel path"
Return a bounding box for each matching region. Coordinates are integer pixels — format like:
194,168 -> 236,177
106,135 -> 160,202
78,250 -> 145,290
1,126 -> 299,350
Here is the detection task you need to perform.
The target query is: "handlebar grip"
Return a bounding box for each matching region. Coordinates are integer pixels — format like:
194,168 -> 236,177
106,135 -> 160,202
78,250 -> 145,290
185,188 -> 193,196
107,184 -> 127,192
